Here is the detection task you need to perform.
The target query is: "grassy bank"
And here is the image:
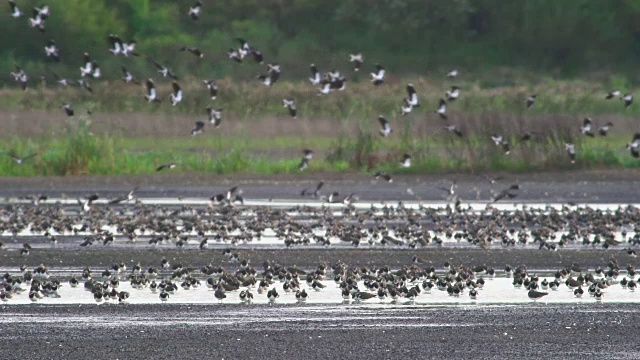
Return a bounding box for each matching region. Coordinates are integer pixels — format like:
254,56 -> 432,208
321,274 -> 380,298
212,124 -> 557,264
0,116 -> 637,177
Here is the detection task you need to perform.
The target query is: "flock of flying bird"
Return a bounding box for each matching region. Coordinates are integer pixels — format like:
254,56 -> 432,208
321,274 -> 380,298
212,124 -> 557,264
6,1 -> 640,171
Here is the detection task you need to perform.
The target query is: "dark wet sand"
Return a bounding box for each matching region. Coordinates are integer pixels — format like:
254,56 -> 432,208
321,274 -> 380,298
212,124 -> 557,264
1,169 -> 640,202
2,247 -> 639,271
2,303 -> 638,360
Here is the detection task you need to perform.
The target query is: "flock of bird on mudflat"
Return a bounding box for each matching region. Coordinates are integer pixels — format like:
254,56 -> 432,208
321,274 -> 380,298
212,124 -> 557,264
5,0 -> 640,171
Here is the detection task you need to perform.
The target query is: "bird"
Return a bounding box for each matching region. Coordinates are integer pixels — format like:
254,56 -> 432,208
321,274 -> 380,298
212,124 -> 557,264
574,287 -> 584,298
107,35 -> 137,57
78,194 -> 98,213
267,288 -> 279,302
180,46 -> 204,58
374,172 -> 393,183
144,79 -> 160,103
10,65 -> 28,90
436,99 -> 448,119
446,86 -> 460,101
214,286 -> 226,303
401,98 -> 413,116
318,80 -> 331,95
191,121 -> 205,136
239,290 -> 254,303
626,133 -> 640,158
303,149 -> 313,160
309,64 -> 321,85
298,158 -> 309,172
492,184 -> 520,202
526,94 -> 537,108
606,90 -> 620,99
400,154 -> 411,168
528,289 -> 548,301
121,66 -> 139,84
203,80 -> 218,100
446,69 -> 458,78
469,289 -> 478,300
445,124 -> 463,137
370,64 -> 385,85
169,81 -> 183,106
296,289 -> 308,303
156,163 -> 178,172
188,0 -> 202,20
79,52 -> 93,78
149,58 -> 177,79
108,188 -> 137,204
29,8 -> 46,32
581,118 -> 595,137
61,103 -> 74,117
623,93 -> 633,108
207,107 -> 222,127
282,98 -> 297,118
597,122 -> 613,136
349,53 -> 363,71
301,181 -> 324,197
44,40 -> 60,62
378,116 -> 392,137
8,1 -> 21,18
228,48 -> 242,63
7,151 -> 36,165
565,143 -> 576,163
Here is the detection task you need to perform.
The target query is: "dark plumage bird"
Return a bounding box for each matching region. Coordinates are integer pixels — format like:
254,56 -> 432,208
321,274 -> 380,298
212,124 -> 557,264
581,118 -> 594,137
565,143 -> 576,163
492,184 -> 520,202
378,116 -> 392,137
436,99 -> 447,119
188,0 -> 202,20
526,94 -> 536,108
203,80 -> 218,100
349,53 -> 363,71
44,40 -> 60,61
528,289 -> 548,301
144,79 -> 160,103
191,121 -> 205,136
282,98 -> 297,119
61,103 -> 74,117
370,64 -> 385,85
180,46 -> 204,58
156,163 -> 178,172
207,107 -> 222,127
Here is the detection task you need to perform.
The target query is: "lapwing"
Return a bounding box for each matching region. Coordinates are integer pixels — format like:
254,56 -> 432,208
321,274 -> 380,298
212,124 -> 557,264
436,98 -> 448,119
169,81 -> 183,106
374,171 -> 393,183
282,98 -> 297,118
78,194 -> 98,213
446,69 -> 458,78
44,40 -> 60,62
526,94 -> 536,108
149,58 -> 177,79
188,0 -> 202,20
309,64 -> 321,85
492,184 -> 520,202
401,98 -> 413,116
180,46 -> 204,58
121,66 -> 139,84
156,163 -> 178,172
303,149 -> 313,160
598,122 -> 613,136
29,8 -> 46,32
445,124 -> 463,137
565,143 -> 576,163
300,181 -> 323,197
144,79 -> 160,103
61,103 -> 74,117
107,34 -> 125,56
623,93 -> 633,108
491,135 -> 511,155
250,48 -> 264,63
527,289 -> 548,301
378,116 -> 392,137
318,80 -> 331,95
400,154 -> 411,168
406,83 -> 419,107
349,53 -> 363,71
298,158 -> 309,171
79,52 -> 93,78
108,187 -> 137,204
191,121 -> 205,136
7,150 -> 35,165
606,90 -> 620,99
207,107 -> 222,127
626,133 -> 640,158
370,64 -> 385,85
10,65 -> 28,90
8,1 -> 21,18
228,48 -> 242,63
203,80 -> 218,99
446,86 -> 460,101
581,118 -> 595,137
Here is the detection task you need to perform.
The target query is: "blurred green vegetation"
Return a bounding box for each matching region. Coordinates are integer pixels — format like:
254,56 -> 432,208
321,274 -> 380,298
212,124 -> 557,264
3,0 -> 640,84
